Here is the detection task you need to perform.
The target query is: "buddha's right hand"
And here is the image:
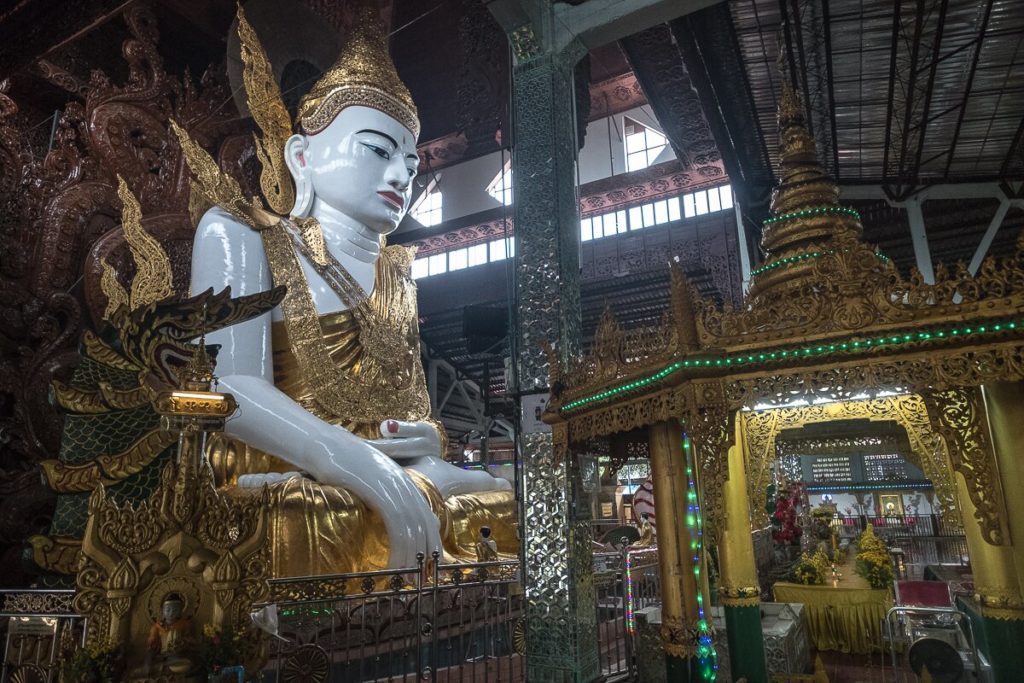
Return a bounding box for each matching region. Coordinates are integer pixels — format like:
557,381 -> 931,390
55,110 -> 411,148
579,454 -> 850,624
301,435 -> 441,569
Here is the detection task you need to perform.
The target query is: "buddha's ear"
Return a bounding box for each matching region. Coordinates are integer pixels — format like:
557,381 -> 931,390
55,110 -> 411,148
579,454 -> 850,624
285,134 -> 313,217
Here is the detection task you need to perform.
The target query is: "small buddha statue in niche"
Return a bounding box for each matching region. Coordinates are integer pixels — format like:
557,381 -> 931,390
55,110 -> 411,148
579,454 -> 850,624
190,4 -> 512,573
139,593 -> 194,676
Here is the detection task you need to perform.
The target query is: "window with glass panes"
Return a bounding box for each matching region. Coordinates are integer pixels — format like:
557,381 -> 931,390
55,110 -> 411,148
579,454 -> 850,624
411,238 -> 514,279
624,117 -> 669,172
411,184 -> 443,226
581,184 -> 731,241
486,162 -> 513,206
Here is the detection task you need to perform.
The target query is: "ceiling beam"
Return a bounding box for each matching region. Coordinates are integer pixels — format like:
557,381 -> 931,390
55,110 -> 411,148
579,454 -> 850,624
671,4 -> 774,204
943,0 -> 994,179
620,24 -> 725,177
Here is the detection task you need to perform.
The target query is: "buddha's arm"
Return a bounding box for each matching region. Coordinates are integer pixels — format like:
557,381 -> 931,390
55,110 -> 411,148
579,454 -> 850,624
190,209 -> 440,567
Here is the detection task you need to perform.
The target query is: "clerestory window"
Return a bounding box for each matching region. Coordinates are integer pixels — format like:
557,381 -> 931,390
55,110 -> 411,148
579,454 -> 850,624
624,116 -> 669,172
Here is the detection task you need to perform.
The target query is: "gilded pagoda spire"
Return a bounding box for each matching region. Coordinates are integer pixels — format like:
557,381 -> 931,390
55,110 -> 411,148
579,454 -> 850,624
747,84 -> 863,299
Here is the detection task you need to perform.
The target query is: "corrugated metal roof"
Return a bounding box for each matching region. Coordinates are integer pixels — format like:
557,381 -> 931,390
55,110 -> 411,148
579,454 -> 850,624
729,0 -> 1024,184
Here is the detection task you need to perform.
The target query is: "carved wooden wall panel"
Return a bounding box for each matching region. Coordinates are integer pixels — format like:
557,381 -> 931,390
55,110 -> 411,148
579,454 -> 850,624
0,4 -> 248,583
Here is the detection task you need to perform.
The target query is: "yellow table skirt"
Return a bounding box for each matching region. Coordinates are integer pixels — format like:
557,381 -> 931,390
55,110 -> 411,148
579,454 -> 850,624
773,582 -> 893,654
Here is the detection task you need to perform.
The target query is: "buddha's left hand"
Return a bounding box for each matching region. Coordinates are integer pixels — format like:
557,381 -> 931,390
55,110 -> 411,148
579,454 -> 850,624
368,420 -> 441,460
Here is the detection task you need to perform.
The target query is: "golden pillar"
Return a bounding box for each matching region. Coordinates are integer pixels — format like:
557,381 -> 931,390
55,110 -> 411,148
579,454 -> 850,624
982,382 -> 1024,597
718,416 -> 761,606
926,386 -> 1024,682
717,415 -> 768,682
648,420 -> 703,680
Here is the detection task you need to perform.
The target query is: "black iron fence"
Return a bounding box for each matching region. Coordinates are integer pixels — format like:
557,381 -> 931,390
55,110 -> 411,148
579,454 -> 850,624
259,556 -> 523,682
592,546 -> 660,681
832,513 -> 963,539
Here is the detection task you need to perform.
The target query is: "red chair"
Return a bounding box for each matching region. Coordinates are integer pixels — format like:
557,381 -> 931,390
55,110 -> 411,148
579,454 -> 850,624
895,580 -> 953,608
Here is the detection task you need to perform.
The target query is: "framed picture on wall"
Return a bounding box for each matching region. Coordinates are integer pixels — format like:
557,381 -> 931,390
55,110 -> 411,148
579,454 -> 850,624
879,494 -> 904,517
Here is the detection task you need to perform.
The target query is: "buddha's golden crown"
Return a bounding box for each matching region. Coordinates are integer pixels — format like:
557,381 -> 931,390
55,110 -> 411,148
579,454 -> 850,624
297,3 -> 420,138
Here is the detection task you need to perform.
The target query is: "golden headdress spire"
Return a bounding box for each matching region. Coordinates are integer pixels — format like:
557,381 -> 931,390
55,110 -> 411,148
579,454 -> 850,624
297,3 -> 419,138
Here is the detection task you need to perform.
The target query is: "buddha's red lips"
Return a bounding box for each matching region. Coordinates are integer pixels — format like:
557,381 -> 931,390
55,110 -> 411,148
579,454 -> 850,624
378,191 -> 403,210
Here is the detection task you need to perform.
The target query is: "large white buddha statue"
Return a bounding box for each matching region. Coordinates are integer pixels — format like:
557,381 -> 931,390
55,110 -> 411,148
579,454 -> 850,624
188,5 -> 513,574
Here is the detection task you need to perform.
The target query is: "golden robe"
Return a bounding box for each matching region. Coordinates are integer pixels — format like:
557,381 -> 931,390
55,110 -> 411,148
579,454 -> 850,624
209,243 -> 516,577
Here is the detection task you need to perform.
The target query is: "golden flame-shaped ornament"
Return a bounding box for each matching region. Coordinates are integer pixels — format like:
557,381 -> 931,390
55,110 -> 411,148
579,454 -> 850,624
101,177 -> 175,320
237,4 -> 296,215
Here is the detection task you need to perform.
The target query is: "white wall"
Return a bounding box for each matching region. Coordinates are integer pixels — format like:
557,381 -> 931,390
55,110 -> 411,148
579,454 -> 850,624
400,106 -> 676,231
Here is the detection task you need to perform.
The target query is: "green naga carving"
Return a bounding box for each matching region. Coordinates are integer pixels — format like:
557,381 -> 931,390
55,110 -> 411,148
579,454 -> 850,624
29,178 -> 284,584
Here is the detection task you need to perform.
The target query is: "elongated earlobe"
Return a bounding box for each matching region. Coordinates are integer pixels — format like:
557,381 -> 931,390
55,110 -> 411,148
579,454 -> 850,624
284,134 -> 314,217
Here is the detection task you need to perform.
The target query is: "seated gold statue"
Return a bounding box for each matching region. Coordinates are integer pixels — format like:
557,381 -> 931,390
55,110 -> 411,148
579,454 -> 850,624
135,593 -> 194,677
187,5 -> 515,576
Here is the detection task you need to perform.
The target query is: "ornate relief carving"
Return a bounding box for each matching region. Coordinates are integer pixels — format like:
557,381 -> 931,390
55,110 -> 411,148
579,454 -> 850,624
718,584 -> 761,608
922,387 -> 1008,545
688,401 -> 732,545
406,216 -> 512,257
619,25 -> 726,178
659,613 -> 696,658
578,160 -> 719,217
76,453 -> 270,672
0,4 -> 244,490
589,72 -> 646,120
416,132 -> 470,173
738,395 -> 960,530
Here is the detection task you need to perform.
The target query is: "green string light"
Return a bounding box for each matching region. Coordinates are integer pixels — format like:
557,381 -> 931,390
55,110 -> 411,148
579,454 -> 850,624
684,434 -> 717,681
559,317 -> 1020,413
750,248 -> 890,278
762,205 -> 860,226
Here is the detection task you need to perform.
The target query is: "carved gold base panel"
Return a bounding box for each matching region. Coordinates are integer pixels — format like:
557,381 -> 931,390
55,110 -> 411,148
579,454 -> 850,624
975,587 -> 1024,622
719,585 -> 762,608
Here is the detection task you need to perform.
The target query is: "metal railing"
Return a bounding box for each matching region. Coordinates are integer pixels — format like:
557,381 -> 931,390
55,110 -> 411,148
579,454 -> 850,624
592,546 -> 661,681
1,589 -> 83,683
832,513 -> 963,538
258,555 -> 523,682
1,547 -> 668,683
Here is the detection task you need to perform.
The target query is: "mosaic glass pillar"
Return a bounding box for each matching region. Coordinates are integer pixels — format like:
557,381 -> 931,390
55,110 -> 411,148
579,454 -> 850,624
510,40 -> 599,683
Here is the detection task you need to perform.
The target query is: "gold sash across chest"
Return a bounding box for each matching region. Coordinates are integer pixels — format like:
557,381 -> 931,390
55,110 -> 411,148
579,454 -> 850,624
258,219 -> 431,434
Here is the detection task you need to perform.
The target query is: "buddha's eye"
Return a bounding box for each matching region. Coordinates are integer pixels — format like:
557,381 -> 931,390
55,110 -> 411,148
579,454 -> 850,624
362,143 -> 390,160
407,168 -> 416,178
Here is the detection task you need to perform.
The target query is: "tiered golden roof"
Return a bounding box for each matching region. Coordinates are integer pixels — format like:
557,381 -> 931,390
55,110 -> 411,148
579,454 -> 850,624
297,3 -> 420,138
747,84 -> 863,300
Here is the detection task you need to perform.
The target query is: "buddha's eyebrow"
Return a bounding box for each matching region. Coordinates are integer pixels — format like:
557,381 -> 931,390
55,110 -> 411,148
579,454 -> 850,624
356,129 -> 398,149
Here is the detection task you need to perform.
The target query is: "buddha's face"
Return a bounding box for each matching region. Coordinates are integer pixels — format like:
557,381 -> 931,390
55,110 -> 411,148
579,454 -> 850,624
287,106 -> 419,235
162,599 -> 182,624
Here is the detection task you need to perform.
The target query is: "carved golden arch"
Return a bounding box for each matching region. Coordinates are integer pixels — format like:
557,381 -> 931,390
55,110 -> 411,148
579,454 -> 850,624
738,394 -> 961,529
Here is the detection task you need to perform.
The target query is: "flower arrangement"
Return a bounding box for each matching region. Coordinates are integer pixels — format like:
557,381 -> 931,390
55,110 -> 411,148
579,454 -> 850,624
790,553 -> 822,585
771,482 -> 807,546
810,545 -> 831,581
60,641 -> 123,683
195,624 -> 244,674
854,524 -> 893,589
